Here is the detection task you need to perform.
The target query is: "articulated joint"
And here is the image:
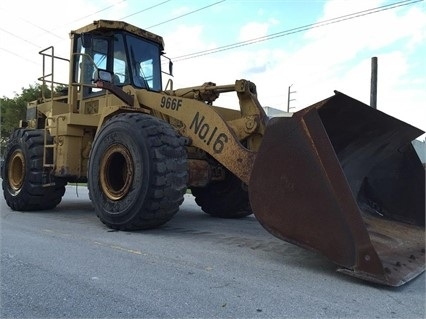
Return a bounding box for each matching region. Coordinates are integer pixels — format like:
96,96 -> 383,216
227,115 -> 260,141
244,115 -> 259,134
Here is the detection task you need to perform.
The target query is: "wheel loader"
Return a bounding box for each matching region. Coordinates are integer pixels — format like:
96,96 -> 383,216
1,20 -> 424,287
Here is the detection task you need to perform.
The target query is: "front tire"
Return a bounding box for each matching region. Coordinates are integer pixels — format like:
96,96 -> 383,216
88,113 -> 188,230
1,129 -> 66,211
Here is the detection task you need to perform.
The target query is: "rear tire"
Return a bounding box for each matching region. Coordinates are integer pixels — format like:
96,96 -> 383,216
1,129 -> 66,211
88,113 -> 188,230
191,170 -> 252,218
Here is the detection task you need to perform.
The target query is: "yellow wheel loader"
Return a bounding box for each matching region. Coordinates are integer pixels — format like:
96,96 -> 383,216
1,20 -> 424,286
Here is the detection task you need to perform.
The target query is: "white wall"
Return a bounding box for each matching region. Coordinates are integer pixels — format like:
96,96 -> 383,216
412,139 -> 426,165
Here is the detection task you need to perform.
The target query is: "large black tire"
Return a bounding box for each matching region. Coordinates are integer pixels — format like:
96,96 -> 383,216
87,113 -> 188,230
191,170 -> 252,218
1,129 -> 66,211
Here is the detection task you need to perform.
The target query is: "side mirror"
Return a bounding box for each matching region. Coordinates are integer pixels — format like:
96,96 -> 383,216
162,55 -> 174,76
169,60 -> 173,77
93,69 -> 113,83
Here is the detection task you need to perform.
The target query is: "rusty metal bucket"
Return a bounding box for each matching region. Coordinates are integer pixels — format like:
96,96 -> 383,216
249,91 -> 425,286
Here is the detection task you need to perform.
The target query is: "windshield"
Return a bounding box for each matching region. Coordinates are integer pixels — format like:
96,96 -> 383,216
73,31 -> 162,94
126,34 -> 162,91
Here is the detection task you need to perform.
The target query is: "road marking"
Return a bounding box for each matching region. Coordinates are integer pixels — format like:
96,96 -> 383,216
42,229 -> 71,237
41,229 -> 145,256
93,241 -> 145,255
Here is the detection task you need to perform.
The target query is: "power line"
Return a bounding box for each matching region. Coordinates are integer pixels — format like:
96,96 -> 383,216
0,0 -> 173,66
70,0 -> 128,24
172,0 -> 422,61
19,17 -> 64,40
1,0 -> 221,54
0,0 -> 129,44
1,0 -> 421,69
120,0 -> 172,19
145,0 -> 226,29
41,0 -> 129,41
0,47 -> 38,65
0,27 -> 42,49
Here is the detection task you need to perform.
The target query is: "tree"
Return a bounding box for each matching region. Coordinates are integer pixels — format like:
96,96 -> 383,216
0,83 -> 68,155
0,84 -> 43,155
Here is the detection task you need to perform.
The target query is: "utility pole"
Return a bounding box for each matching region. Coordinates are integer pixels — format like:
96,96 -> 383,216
370,56 -> 378,109
287,84 -> 296,112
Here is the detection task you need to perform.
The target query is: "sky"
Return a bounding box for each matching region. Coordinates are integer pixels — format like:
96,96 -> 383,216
1,0 -> 425,139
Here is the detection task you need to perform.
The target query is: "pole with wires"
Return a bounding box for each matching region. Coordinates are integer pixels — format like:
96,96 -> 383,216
287,84 -> 296,113
370,56 -> 378,109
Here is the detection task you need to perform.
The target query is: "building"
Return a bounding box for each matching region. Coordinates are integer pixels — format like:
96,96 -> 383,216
413,139 -> 426,166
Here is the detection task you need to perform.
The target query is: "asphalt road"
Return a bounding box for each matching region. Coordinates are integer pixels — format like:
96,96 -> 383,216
1,185 -> 425,318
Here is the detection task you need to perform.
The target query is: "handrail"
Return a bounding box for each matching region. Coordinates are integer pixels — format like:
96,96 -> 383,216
38,46 -> 70,101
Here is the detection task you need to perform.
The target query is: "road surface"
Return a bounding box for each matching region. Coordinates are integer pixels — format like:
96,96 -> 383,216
1,185 -> 425,318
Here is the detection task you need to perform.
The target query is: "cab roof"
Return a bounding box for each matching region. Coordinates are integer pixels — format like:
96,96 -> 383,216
70,20 -> 165,50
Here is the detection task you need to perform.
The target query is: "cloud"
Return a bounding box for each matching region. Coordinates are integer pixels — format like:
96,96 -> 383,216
165,25 -> 214,56
164,0 -> 425,137
238,22 -> 269,42
0,0 -> 129,96
1,0 -> 424,138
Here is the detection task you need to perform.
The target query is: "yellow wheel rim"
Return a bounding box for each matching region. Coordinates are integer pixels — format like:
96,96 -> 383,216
100,145 -> 134,201
8,150 -> 25,191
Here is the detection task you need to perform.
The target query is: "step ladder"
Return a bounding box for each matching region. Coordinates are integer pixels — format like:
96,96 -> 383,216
43,116 -> 59,187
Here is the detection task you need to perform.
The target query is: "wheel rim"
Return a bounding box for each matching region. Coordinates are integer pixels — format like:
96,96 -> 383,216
100,145 -> 134,201
8,150 -> 25,191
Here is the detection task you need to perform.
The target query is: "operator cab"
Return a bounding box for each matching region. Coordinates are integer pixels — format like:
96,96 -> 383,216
71,20 -> 165,97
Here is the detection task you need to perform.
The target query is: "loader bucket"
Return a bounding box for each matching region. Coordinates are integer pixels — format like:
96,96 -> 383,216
249,91 -> 425,286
